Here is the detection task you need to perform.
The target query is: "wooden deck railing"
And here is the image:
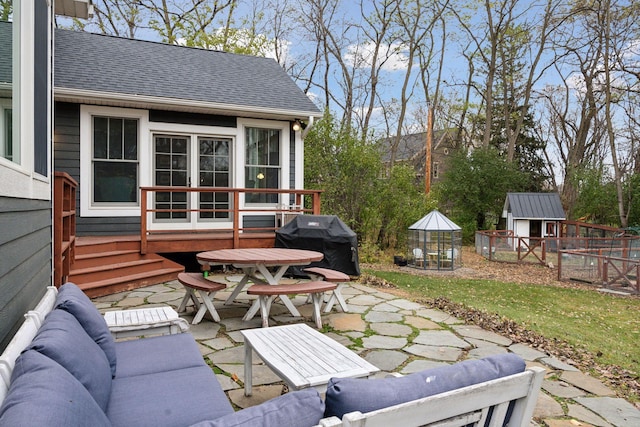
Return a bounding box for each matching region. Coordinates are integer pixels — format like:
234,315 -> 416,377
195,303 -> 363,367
54,172 -> 77,287
140,187 -> 322,253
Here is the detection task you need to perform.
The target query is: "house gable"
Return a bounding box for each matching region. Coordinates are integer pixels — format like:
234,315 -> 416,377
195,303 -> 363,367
379,130 -> 457,182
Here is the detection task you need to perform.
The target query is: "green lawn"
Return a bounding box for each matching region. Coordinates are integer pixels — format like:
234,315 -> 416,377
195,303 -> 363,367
365,269 -> 640,387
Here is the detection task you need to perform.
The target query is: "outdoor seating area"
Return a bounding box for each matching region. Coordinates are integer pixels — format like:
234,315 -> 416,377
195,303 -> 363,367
2,275 -> 638,426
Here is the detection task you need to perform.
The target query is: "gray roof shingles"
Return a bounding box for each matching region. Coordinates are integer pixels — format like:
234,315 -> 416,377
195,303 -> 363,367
505,192 -> 566,220
53,28 -> 320,115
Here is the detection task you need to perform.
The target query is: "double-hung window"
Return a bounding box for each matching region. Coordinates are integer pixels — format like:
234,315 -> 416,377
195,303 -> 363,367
245,127 -> 280,204
92,116 -> 139,204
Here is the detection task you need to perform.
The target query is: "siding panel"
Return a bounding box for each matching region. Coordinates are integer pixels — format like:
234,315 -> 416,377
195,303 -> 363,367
0,197 -> 51,351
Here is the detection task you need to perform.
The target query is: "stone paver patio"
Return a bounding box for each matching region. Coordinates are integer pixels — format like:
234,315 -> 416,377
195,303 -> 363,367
92,275 -> 640,427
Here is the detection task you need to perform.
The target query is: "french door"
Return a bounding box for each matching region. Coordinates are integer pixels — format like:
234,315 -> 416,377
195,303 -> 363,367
153,134 -> 231,226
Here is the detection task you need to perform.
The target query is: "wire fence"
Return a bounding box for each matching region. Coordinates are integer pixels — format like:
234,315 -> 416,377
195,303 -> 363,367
475,231 -> 640,293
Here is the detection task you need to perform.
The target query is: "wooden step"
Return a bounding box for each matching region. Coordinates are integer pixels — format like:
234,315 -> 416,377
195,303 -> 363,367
69,258 -> 166,283
68,236 -> 184,297
80,267 -> 184,298
73,249 -> 142,269
75,239 -> 141,256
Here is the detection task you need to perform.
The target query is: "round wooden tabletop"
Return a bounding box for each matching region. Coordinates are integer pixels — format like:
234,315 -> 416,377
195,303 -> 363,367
197,248 -> 324,266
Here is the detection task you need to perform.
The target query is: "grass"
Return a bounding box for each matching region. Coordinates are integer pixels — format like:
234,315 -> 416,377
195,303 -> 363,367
365,268 -> 640,380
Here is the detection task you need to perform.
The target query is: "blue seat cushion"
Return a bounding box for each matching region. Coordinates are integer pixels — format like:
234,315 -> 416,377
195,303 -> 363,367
26,309 -> 112,411
55,282 -> 117,377
107,365 -> 233,427
114,333 -> 206,378
188,388 -> 325,427
324,353 -> 526,418
0,350 -> 111,426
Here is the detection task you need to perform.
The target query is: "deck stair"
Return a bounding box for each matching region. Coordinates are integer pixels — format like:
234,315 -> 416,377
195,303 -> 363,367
68,237 -> 184,297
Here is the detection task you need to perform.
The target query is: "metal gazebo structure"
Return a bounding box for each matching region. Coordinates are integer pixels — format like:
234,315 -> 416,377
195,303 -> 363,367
408,210 -> 462,270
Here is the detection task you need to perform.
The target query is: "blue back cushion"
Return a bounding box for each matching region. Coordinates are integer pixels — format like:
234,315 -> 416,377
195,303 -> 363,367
324,353 -> 526,418
0,350 -> 111,426
189,388 -> 325,427
26,309 -> 112,411
55,282 -> 117,377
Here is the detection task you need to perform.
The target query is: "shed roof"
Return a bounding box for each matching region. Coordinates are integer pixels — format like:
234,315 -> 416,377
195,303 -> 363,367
409,210 -> 461,231
503,192 -> 566,220
50,27 -> 321,119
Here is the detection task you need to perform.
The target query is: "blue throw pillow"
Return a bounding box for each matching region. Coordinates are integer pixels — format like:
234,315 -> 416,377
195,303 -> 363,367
324,353 -> 525,418
0,350 -> 111,426
26,309 -> 112,411
55,282 -> 117,377
188,388 -> 325,427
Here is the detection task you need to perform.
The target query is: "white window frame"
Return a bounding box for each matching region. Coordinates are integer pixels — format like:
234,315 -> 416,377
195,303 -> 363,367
432,161 -> 440,179
0,1 -> 51,201
80,105 -> 149,217
0,98 -> 12,161
147,126 -> 237,231
238,118 -> 290,207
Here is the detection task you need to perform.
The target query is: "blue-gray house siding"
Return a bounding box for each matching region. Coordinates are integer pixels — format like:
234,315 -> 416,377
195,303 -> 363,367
0,0 -> 53,351
0,198 -> 51,350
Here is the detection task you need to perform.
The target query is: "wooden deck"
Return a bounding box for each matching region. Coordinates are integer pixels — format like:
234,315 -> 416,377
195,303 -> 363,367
54,182 -> 323,295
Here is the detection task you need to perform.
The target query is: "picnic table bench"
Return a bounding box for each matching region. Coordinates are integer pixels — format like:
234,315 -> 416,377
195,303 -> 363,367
246,281 -> 338,328
304,267 -> 351,313
177,272 -> 227,324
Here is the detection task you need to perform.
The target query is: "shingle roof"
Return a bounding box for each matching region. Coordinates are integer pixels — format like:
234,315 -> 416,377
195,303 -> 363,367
378,130 -> 452,162
53,28 -> 321,116
409,210 -> 461,231
504,192 -> 566,220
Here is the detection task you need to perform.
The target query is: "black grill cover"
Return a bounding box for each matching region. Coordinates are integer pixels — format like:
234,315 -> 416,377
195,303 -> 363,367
275,215 -> 360,276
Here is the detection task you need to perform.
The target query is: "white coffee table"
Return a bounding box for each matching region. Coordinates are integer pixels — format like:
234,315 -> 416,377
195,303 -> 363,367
241,323 -> 379,396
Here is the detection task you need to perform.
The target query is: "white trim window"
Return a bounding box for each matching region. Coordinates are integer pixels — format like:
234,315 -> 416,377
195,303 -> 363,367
0,99 -> 12,162
0,0 -> 51,201
80,106 -> 148,217
92,116 -> 139,204
432,161 -> 440,179
244,126 -> 281,204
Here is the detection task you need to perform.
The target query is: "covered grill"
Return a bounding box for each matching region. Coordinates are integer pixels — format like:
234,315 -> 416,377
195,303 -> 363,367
275,215 -> 360,276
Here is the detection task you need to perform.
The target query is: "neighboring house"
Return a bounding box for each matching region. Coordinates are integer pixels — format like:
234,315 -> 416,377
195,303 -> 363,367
502,192 -> 566,241
51,29 -> 322,237
0,1 -> 92,351
379,130 -> 457,185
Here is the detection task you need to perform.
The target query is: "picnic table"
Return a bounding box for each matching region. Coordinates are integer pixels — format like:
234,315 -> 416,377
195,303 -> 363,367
196,248 -> 324,319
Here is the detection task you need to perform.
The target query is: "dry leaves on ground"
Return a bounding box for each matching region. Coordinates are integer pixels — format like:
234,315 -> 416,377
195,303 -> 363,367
360,246 -> 639,404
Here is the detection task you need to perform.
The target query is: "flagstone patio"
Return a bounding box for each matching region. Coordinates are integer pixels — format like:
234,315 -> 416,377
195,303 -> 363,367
92,274 -> 640,427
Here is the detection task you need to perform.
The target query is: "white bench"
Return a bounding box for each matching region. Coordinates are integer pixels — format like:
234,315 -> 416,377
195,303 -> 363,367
316,367 -> 545,427
0,286 -> 58,404
104,306 -> 189,339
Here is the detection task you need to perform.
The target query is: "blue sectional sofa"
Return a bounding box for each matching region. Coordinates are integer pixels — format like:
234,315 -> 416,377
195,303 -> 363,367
0,283 -> 325,427
0,283 -> 544,427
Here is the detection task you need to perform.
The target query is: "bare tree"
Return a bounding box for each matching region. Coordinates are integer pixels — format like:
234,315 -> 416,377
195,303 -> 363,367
357,0 -> 401,136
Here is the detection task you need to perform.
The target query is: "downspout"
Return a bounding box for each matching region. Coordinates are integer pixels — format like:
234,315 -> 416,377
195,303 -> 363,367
301,116 -> 315,139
